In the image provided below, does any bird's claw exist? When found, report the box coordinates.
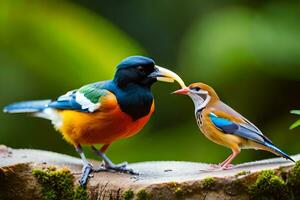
[79,163,94,187]
[208,163,234,170]
[119,161,129,167]
[210,164,221,169]
[221,164,235,170]
[102,162,128,169]
[95,162,138,175]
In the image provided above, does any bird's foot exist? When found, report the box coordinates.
[79,163,94,187]
[95,161,138,175]
[210,164,221,169]
[199,164,220,172]
[208,163,234,170]
[220,164,235,170]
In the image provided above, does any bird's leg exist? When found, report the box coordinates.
[76,145,94,187]
[219,153,234,167]
[221,150,240,169]
[95,144,127,168]
[91,145,137,175]
[100,144,110,153]
[209,154,233,169]
[99,144,130,167]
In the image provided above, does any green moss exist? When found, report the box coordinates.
[168,182,178,188]
[136,189,151,200]
[201,177,215,189]
[174,187,183,197]
[74,186,88,200]
[249,170,290,200]
[32,167,87,200]
[235,170,250,177]
[123,189,134,200]
[287,161,300,197]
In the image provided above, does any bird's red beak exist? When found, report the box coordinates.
[172,87,190,95]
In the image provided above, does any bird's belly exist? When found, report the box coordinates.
[58,107,153,145]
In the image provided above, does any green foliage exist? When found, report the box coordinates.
[291,110,300,115]
[249,170,290,200]
[0,0,142,85]
[290,110,300,129]
[123,189,134,200]
[290,120,300,130]
[32,167,87,200]
[180,2,300,82]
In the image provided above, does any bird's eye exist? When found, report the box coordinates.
[137,66,144,72]
[193,87,201,91]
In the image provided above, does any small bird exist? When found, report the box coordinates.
[173,82,294,169]
[3,56,185,186]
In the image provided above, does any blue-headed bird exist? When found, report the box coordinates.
[173,82,294,169]
[3,56,185,186]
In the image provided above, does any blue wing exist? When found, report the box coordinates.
[48,90,82,111]
[209,113,267,144]
[209,112,294,162]
[48,81,110,112]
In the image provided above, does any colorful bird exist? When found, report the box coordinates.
[3,55,185,186]
[173,82,294,169]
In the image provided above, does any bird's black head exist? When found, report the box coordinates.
[110,55,185,120]
[114,56,157,88]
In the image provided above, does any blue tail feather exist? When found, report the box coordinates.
[3,100,51,113]
[264,142,295,163]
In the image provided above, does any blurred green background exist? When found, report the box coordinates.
[1,0,300,165]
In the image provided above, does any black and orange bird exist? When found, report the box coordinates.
[3,56,185,186]
[173,83,294,169]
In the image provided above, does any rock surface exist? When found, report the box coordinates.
[0,145,299,200]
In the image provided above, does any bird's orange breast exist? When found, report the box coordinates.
[58,92,154,146]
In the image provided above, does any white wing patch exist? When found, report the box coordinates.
[33,108,62,129]
[58,90,75,101]
[75,91,100,112]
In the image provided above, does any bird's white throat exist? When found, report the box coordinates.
[188,94,211,114]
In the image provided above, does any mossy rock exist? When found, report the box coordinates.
[249,170,290,200]
[74,186,88,200]
[32,166,87,200]
[136,189,151,200]
[201,177,216,190]
[123,189,134,200]
[235,170,251,177]
[287,161,300,199]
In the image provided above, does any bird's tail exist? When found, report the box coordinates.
[4,100,62,128]
[3,100,51,113]
[265,142,295,163]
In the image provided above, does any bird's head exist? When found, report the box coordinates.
[114,56,185,88]
[172,82,219,111]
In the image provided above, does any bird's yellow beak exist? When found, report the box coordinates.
[172,87,190,95]
[148,65,186,88]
